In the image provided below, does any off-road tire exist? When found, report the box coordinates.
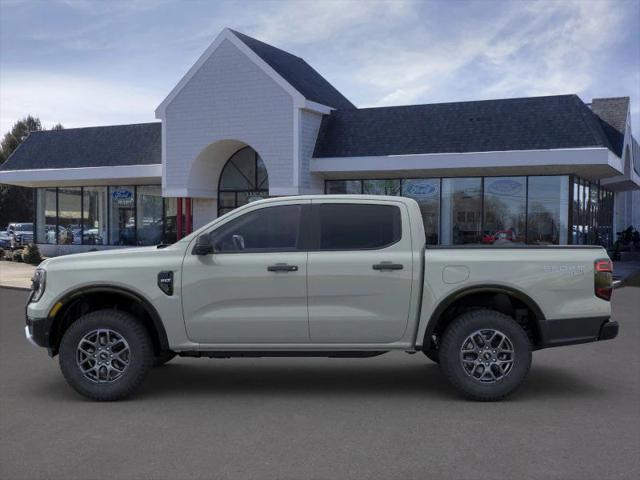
[59,309,153,401]
[439,309,531,401]
[153,351,176,367]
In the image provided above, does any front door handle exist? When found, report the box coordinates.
[267,263,299,272]
[372,261,403,271]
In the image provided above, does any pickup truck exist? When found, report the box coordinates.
[25,195,618,401]
[7,222,34,249]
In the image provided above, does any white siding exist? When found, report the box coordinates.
[163,39,294,196]
[299,109,324,193]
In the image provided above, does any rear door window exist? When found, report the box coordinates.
[315,203,402,250]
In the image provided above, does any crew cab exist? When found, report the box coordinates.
[25,195,618,401]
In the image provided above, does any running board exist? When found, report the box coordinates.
[178,351,389,359]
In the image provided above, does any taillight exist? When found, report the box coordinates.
[594,258,613,301]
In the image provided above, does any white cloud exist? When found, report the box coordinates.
[0,72,161,133]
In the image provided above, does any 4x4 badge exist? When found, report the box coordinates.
[157,271,174,296]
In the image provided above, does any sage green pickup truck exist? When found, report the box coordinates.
[25,195,618,401]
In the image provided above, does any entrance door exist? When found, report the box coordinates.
[307,199,414,343]
[181,201,310,344]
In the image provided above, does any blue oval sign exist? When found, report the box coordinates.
[488,179,522,196]
[404,181,439,199]
[112,189,133,201]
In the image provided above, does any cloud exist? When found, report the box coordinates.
[0,72,161,133]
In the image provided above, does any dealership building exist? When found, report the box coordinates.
[1,28,638,256]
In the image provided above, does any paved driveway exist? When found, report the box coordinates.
[1,287,638,480]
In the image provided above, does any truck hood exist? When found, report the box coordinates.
[40,244,185,271]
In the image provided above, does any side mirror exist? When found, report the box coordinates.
[192,233,214,255]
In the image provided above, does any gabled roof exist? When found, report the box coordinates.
[230,30,355,110]
[313,94,615,158]
[0,123,161,171]
[156,28,355,116]
[590,97,629,157]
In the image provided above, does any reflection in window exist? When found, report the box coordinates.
[402,179,440,244]
[137,186,163,245]
[362,179,401,196]
[35,188,57,244]
[483,177,526,244]
[211,205,302,252]
[57,188,82,245]
[163,198,177,244]
[83,187,107,245]
[527,176,569,245]
[109,186,136,245]
[325,180,362,194]
[441,178,482,245]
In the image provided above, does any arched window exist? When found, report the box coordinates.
[217,146,269,216]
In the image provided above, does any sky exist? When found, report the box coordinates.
[1,0,639,135]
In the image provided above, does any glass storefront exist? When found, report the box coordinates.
[35,186,176,246]
[441,178,482,245]
[217,147,269,216]
[325,175,612,246]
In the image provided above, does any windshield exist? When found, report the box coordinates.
[13,224,33,232]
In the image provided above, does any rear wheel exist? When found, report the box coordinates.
[59,309,153,401]
[439,309,531,401]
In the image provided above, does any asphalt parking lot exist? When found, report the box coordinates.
[1,287,639,480]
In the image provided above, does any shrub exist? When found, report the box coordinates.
[0,247,4,260]
[22,243,43,265]
[13,251,24,262]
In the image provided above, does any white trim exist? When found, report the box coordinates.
[303,100,334,114]
[293,107,300,187]
[311,147,622,175]
[155,28,305,118]
[0,164,161,187]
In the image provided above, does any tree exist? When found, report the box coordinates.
[0,116,62,229]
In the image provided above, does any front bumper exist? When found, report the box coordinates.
[25,315,54,349]
[539,316,619,348]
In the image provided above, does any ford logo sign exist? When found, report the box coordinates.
[403,182,438,199]
[112,189,133,200]
[488,179,522,196]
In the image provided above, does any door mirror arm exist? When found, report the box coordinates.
[192,233,214,255]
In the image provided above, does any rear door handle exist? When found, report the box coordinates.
[267,263,299,272]
[372,262,404,271]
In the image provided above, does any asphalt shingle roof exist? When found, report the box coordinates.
[313,94,616,158]
[0,122,161,171]
[230,29,355,110]
[590,97,629,157]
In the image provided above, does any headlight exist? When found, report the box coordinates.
[30,268,46,302]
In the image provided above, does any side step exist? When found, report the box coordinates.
[178,351,389,359]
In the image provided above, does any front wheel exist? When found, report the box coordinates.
[59,309,153,401]
[439,309,531,401]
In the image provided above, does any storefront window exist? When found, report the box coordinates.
[136,186,163,245]
[402,179,440,244]
[163,197,177,244]
[35,188,57,244]
[217,147,269,215]
[325,180,362,194]
[362,179,401,196]
[527,176,569,245]
[109,186,136,245]
[83,187,107,245]
[57,188,82,245]
[483,177,526,245]
[441,178,482,245]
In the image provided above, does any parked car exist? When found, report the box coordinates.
[0,230,11,248]
[6,222,34,249]
[25,195,617,401]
